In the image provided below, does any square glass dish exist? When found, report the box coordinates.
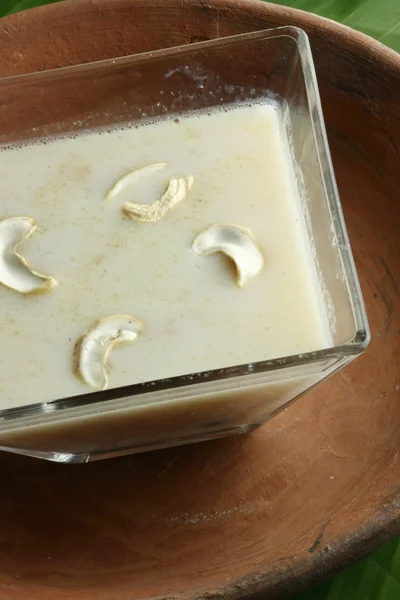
[0,27,369,463]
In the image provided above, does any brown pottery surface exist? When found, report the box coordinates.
[0,1,399,599]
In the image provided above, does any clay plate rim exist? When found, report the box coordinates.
[2,0,400,74]
[0,1,399,598]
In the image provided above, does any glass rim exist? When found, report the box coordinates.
[0,26,327,85]
[0,26,370,425]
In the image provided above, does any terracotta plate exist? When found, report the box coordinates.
[0,1,399,599]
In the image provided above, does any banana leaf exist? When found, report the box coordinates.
[0,0,58,15]
[273,0,400,51]
[0,1,399,600]
[292,535,400,600]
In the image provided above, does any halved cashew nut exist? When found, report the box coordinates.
[192,224,264,287]
[74,315,143,391]
[105,162,194,222]
[105,163,167,201]
[123,176,194,222]
[0,216,58,295]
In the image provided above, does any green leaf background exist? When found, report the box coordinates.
[0,1,399,599]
